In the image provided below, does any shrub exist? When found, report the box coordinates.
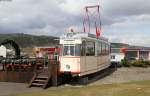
[121,59,150,68]
[143,61,150,66]
[132,60,148,68]
[121,58,131,67]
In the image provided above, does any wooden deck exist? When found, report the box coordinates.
[0,58,59,89]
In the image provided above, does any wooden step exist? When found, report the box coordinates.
[36,76,48,79]
[38,73,49,76]
[34,79,46,82]
[28,74,37,88]
[28,62,59,89]
[32,83,44,86]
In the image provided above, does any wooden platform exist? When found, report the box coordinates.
[0,58,59,88]
[0,71,34,83]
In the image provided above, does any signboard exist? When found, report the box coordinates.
[60,39,82,44]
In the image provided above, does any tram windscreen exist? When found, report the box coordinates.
[63,44,80,56]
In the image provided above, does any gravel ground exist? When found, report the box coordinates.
[90,67,150,85]
[1,67,150,95]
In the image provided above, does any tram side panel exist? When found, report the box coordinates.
[97,41,111,71]
[79,42,111,76]
[80,56,86,76]
[80,40,98,76]
[83,56,98,76]
[79,55,110,76]
[97,55,111,71]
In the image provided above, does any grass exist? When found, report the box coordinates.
[11,80,150,96]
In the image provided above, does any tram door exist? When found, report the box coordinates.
[81,40,86,72]
[97,41,100,67]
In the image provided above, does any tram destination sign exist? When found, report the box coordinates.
[60,39,82,44]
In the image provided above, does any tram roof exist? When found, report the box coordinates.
[60,32,108,41]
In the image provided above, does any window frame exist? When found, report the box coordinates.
[85,41,95,56]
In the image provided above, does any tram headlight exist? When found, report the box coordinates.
[66,64,70,69]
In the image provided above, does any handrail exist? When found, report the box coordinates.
[0,58,52,72]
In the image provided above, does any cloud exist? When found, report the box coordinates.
[103,17,150,47]
[102,0,150,17]
[0,0,150,46]
[0,0,87,36]
[59,0,99,15]
[105,31,150,47]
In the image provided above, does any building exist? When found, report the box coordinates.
[0,45,7,57]
[111,46,150,62]
[124,47,150,61]
[34,46,60,60]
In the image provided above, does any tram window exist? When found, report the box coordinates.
[97,42,102,56]
[75,45,81,56]
[102,42,106,55]
[108,44,110,54]
[63,46,69,56]
[63,45,81,56]
[81,41,86,56]
[63,45,75,56]
[86,41,95,56]
[106,44,109,54]
[105,44,107,54]
[70,46,74,56]
[101,43,102,53]
[105,43,106,54]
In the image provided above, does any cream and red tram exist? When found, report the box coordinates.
[59,32,111,77]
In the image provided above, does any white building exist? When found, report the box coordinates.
[0,45,7,57]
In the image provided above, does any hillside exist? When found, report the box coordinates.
[0,33,59,48]
[0,34,148,49]
[111,43,150,49]
[110,43,129,48]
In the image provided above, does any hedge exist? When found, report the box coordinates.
[121,59,150,68]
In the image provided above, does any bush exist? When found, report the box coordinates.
[121,59,150,68]
[143,61,150,66]
[132,60,148,68]
[121,58,131,67]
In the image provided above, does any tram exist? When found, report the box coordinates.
[59,32,111,77]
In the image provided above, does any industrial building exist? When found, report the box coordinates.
[111,46,150,64]
[125,47,150,60]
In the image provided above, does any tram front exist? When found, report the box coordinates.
[59,38,82,75]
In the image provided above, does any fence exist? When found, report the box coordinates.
[0,58,57,83]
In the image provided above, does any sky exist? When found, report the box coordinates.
[0,0,150,46]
